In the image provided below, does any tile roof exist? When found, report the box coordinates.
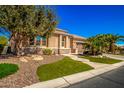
[55,28,86,40]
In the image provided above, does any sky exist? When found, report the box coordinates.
[54,5,124,44]
[0,5,124,45]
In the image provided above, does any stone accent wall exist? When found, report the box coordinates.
[59,49,71,54]
[23,47,71,55]
[23,47,43,55]
[52,49,59,54]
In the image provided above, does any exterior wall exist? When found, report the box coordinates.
[76,43,84,53]
[71,38,85,54]
[48,34,59,48]
[72,39,77,49]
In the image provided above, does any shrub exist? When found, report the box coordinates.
[0,36,8,46]
[0,36,8,54]
[43,48,52,55]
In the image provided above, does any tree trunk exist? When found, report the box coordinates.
[9,34,16,54]
[9,33,24,56]
[9,32,32,56]
[111,43,115,54]
[46,37,49,47]
[109,42,115,54]
[91,46,95,56]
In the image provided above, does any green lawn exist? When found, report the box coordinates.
[0,63,19,79]
[37,57,93,81]
[80,56,122,64]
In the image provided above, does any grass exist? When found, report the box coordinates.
[37,57,93,81]
[0,63,19,79]
[80,56,122,64]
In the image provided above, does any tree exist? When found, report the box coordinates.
[85,34,124,55]
[85,36,99,55]
[104,34,124,54]
[0,5,57,56]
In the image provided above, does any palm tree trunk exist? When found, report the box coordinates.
[111,43,115,54]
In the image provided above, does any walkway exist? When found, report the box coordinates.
[62,54,110,69]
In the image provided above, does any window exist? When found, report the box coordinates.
[42,37,46,46]
[36,36,41,46]
[30,36,46,46]
[62,36,66,47]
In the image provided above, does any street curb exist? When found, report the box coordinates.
[25,77,70,88]
[24,61,124,88]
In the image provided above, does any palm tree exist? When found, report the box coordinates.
[85,34,124,55]
[86,36,100,55]
[104,34,124,54]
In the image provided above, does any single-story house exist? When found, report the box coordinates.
[119,46,124,54]
[20,28,86,54]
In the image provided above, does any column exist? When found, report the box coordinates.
[59,35,62,49]
[66,36,69,48]
[40,37,42,46]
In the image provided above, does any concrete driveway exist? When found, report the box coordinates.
[67,66,124,88]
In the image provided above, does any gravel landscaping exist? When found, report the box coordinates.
[0,55,64,88]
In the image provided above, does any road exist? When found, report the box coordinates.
[67,66,124,88]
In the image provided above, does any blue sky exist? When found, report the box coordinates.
[54,5,124,44]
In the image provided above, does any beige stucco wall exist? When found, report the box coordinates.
[72,39,77,49]
[67,37,70,48]
[48,34,59,48]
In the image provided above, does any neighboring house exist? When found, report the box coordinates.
[119,46,124,54]
[24,28,86,54]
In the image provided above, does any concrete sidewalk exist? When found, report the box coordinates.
[24,54,124,88]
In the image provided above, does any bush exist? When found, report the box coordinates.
[0,36,8,54]
[43,48,52,55]
[0,36,8,46]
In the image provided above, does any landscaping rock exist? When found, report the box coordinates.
[19,55,43,62]
[31,55,43,61]
[19,57,28,62]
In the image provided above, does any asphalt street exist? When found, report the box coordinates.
[67,66,124,88]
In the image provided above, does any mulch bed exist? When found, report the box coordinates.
[0,55,64,88]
